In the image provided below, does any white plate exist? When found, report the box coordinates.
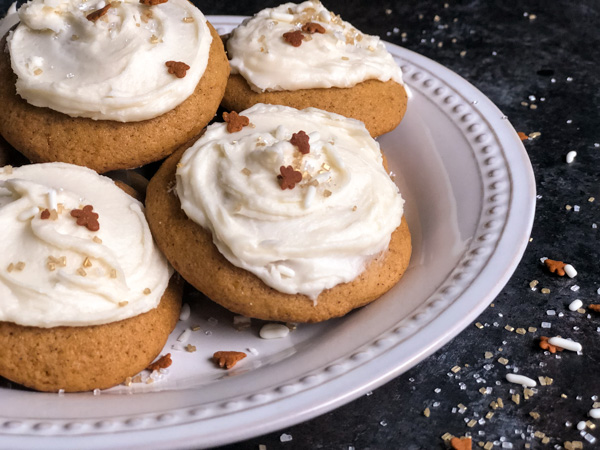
[0,16,535,449]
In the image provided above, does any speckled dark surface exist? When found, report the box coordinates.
[1,0,599,448]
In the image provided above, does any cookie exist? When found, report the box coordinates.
[146,104,411,323]
[0,0,229,173]
[222,1,408,137]
[0,276,182,392]
[0,163,177,391]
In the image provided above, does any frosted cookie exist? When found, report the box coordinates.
[0,163,180,392]
[222,1,408,137]
[0,0,229,173]
[146,104,411,323]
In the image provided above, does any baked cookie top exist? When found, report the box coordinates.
[176,104,405,300]
[7,0,211,121]
[0,163,171,328]
[226,1,404,92]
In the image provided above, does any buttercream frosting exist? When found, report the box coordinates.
[176,104,404,300]
[226,1,404,92]
[7,0,211,121]
[0,163,171,328]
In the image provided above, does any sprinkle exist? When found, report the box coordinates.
[110,269,117,278]
[571,285,580,292]
[150,34,160,44]
[177,329,191,343]
[451,365,461,373]
[541,322,551,328]
[530,412,540,420]
[484,352,493,359]
[185,344,196,352]
[467,419,477,428]
[77,268,87,277]
[475,322,484,329]
[566,151,577,163]
[82,257,92,268]
[423,408,430,417]
[93,236,103,244]
[6,263,14,273]
[569,299,584,311]
[529,280,539,289]
[497,398,504,408]
[241,168,251,176]
[4,165,13,174]
[182,16,194,23]
[485,411,494,419]
[118,301,128,307]
[260,323,290,339]
[498,357,509,365]
[540,288,551,294]
[15,261,25,271]
[590,409,600,419]
[280,433,293,443]
[504,325,514,332]
[33,68,43,76]
[529,131,542,139]
[516,328,527,335]
[506,374,536,387]
[179,303,191,321]
[233,315,252,330]
[511,394,521,404]
[143,288,151,295]
[528,327,537,332]
[577,421,587,431]
[564,264,577,278]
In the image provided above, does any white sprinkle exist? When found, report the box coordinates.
[18,206,41,221]
[280,433,293,442]
[578,421,587,430]
[246,347,259,355]
[548,337,582,352]
[566,151,577,163]
[260,323,290,339]
[564,264,577,278]
[303,185,317,209]
[569,299,583,311]
[47,189,58,211]
[233,315,251,328]
[277,265,295,278]
[589,409,600,419]
[179,303,191,321]
[571,285,580,292]
[171,343,185,352]
[546,310,556,316]
[177,328,191,343]
[57,389,65,396]
[506,373,537,387]
[93,388,101,396]
[541,322,552,329]
[574,205,580,212]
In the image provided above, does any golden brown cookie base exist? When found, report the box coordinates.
[221,74,408,138]
[0,23,229,173]
[146,147,411,323]
[0,276,182,392]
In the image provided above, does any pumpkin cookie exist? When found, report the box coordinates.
[222,1,408,137]
[146,104,411,323]
[0,163,179,391]
[0,0,229,173]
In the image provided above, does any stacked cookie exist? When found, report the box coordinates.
[0,0,411,392]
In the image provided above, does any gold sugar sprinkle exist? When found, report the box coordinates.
[562,394,568,399]
[586,420,596,430]
[529,279,539,289]
[50,210,58,220]
[182,16,194,23]
[457,403,467,411]
[143,288,151,295]
[132,375,142,383]
[110,269,117,278]
[565,205,572,211]
[15,262,25,271]
[145,378,154,384]
[593,401,600,408]
[485,411,494,419]
[542,437,550,444]
[528,327,538,332]
[341,56,349,60]
[124,377,132,386]
[423,407,430,417]
[498,357,508,365]
[512,393,520,405]
[47,262,56,271]
[441,432,454,441]
[534,431,545,439]
[479,387,488,395]
[7,263,14,273]
[150,34,160,44]
[529,131,541,139]
[93,236,103,244]
[497,397,504,408]
[4,165,13,174]
[504,325,514,332]
[57,203,64,214]
[77,268,87,277]
[83,257,92,268]
[323,190,332,198]
[541,287,551,294]
[352,205,357,211]
[451,365,461,373]
[185,344,196,352]
[475,322,484,329]
[577,308,586,314]
[34,68,43,76]
[191,325,201,331]
[516,328,527,335]
[118,301,128,307]
[467,419,477,428]
[524,388,535,399]
[241,168,252,176]
[589,197,595,202]
[483,442,493,450]
[529,411,540,420]
[490,401,498,409]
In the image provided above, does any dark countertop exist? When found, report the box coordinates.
[1,0,599,448]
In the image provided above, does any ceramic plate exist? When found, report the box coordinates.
[0,16,535,449]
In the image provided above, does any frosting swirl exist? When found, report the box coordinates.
[176,104,404,299]
[227,1,403,92]
[7,0,211,121]
[0,163,171,327]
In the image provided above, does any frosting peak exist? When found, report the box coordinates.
[7,0,212,121]
[0,163,171,327]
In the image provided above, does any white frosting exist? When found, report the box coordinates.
[7,0,211,121]
[176,104,404,300]
[226,1,403,92]
[0,163,171,328]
